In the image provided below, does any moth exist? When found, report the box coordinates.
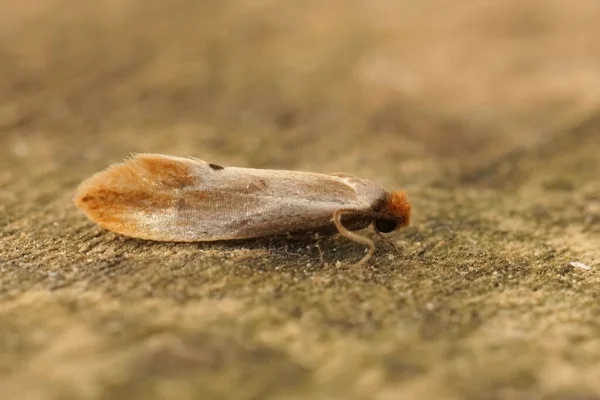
[74,153,411,264]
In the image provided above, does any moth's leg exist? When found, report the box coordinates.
[374,229,401,256]
[332,209,375,266]
[311,233,325,263]
[282,242,302,257]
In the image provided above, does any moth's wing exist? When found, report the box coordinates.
[74,153,386,241]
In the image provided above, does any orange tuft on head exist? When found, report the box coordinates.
[381,191,411,226]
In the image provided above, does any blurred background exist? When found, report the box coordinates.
[3,0,600,180]
[2,1,600,399]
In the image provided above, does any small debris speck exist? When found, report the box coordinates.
[569,261,591,270]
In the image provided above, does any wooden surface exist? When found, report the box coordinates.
[1,1,600,399]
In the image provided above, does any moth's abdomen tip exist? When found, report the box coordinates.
[384,191,411,226]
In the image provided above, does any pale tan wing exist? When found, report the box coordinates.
[74,153,386,241]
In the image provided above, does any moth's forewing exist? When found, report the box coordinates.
[75,154,386,241]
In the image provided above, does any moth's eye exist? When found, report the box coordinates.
[375,219,397,233]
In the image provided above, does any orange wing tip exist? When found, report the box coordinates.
[74,154,195,210]
[74,158,137,210]
[383,191,411,226]
[73,155,158,227]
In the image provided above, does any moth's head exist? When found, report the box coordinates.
[373,191,411,233]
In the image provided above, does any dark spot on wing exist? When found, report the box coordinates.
[208,163,224,171]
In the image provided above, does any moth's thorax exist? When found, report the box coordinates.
[329,173,387,208]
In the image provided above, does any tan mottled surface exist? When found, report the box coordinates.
[1,1,599,399]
